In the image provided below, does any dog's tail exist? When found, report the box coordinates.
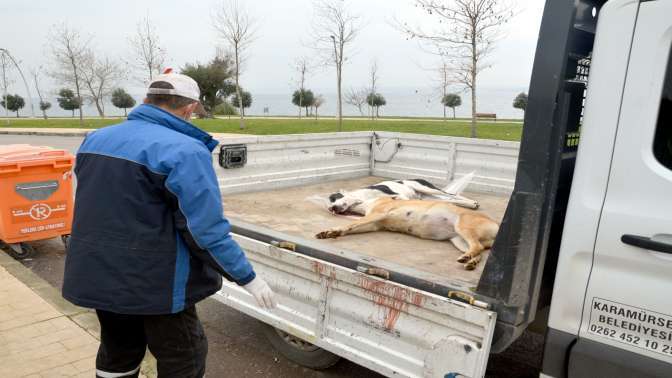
[442,171,475,195]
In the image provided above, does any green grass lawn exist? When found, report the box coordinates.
[0,117,522,141]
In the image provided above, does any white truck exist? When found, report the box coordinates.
[211,0,672,376]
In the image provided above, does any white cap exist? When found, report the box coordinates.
[146,68,200,102]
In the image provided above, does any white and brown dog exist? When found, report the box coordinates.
[327,178,479,216]
[316,197,498,270]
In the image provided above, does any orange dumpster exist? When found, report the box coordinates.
[0,144,74,259]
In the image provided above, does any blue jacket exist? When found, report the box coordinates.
[62,104,256,314]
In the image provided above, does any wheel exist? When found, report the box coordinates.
[61,235,71,251]
[262,324,341,370]
[4,243,36,260]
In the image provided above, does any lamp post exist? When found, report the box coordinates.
[0,53,8,124]
[0,48,36,122]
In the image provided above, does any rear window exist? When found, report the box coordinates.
[653,46,672,169]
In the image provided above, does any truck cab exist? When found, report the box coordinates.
[539,0,672,376]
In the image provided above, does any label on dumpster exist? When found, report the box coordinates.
[11,202,67,223]
[19,222,66,234]
[588,298,672,357]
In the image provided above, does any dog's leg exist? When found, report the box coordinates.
[449,236,470,253]
[482,239,495,249]
[454,219,485,270]
[315,214,386,239]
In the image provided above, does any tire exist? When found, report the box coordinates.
[262,324,341,370]
[5,243,36,260]
[61,235,71,252]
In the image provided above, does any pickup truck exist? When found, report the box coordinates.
[212,0,672,376]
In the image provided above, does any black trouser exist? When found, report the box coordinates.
[95,306,207,378]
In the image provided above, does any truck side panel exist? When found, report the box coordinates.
[215,234,497,378]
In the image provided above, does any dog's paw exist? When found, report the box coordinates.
[456,253,471,263]
[316,230,341,239]
[463,256,482,271]
[464,261,477,270]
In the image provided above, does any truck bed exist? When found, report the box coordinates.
[224,176,509,287]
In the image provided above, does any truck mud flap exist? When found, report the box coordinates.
[215,234,497,378]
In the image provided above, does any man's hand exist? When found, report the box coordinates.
[243,277,277,309]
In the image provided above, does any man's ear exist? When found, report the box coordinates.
[180,103,197,120]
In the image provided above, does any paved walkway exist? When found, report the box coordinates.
[0,251,157,378]
[0,265,98,377]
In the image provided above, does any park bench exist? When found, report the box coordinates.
[475,113,497,122]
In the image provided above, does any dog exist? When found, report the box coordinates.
[316,197,498,270]
[327,178,478,216]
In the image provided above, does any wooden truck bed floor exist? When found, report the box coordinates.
[224,177,509,287]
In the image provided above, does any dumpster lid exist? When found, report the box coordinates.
[0,144,73,166]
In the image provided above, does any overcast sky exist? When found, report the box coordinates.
[0,0,544,97]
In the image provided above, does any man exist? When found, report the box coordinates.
[62,70,276,378]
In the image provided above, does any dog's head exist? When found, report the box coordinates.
[328,191,364,215]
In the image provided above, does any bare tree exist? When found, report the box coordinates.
[293,57,311,119]
[80,53,126,117]
[313,95,325,119]
[367,60,379,120]
[48,24,90,126]
[129,16,165,84]
[344,87,367,116]
[311,0,360,131]
[31,67,49,119]
[436,61,451,120]
[213,0,256,130]
[398,0,514,137]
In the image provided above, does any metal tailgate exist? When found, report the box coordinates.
[215,234,497,378]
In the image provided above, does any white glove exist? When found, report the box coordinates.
[243,277,277,309]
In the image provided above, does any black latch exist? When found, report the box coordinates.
[219,144,247,169]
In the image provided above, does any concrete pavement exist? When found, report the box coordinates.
[0,252,98,377]
[0,250,157,378]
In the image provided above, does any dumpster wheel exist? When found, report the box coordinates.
[1,242,36,260]
[262,323,341,370]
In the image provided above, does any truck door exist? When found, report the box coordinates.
[574,1,672,375]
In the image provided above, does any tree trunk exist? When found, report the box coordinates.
[443,106,446,121]
[315,107,318,120]
[234,47,245,130]
[335,35,343,132]
[15,111,19,118]
[94,98,105,118]
[71,109,75,118]
[42,110,47,120]
[71,59,84,127]
[124,108,127,117]
[470,84,477,138]
[376,106,379,118]
[336,67,342,131]
[298,94,303,119]
[470,33,477,138]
